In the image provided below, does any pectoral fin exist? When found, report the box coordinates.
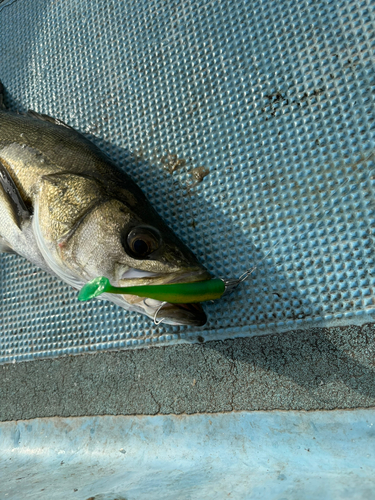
[0,157,30,228]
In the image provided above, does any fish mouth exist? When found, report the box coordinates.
[143,299,207,326]
[143,298,207,326]
[119,267,212,286]
[118,267,211,326]
[159,303,207,326]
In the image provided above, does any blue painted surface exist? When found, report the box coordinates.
[1,0,375,362]
[0,410,374,499]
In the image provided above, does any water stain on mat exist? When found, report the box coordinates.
[160,152,187,173]
[191,166,210,183]
[262,87,326,118]
[157,150,210,186]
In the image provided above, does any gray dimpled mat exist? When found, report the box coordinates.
[1,0,375,363]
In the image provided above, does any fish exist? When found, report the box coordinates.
[0,81,211,326]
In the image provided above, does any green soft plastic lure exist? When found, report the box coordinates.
[78,276,227,304]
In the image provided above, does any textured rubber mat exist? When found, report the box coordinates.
[1,0,375,363]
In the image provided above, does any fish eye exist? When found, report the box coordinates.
[124,226,161,259]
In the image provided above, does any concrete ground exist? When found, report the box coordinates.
[1,323,375,421]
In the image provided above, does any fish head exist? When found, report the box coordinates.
[40,182,212,326]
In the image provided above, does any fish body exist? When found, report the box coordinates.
[0,84,210,325]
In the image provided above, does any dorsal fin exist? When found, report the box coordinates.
[27,109,74,130]
[0,80,6,110]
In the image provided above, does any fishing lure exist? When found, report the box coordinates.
[78,276,227,304]
[78,275,243,323]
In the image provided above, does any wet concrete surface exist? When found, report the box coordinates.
[1,324,375,421]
